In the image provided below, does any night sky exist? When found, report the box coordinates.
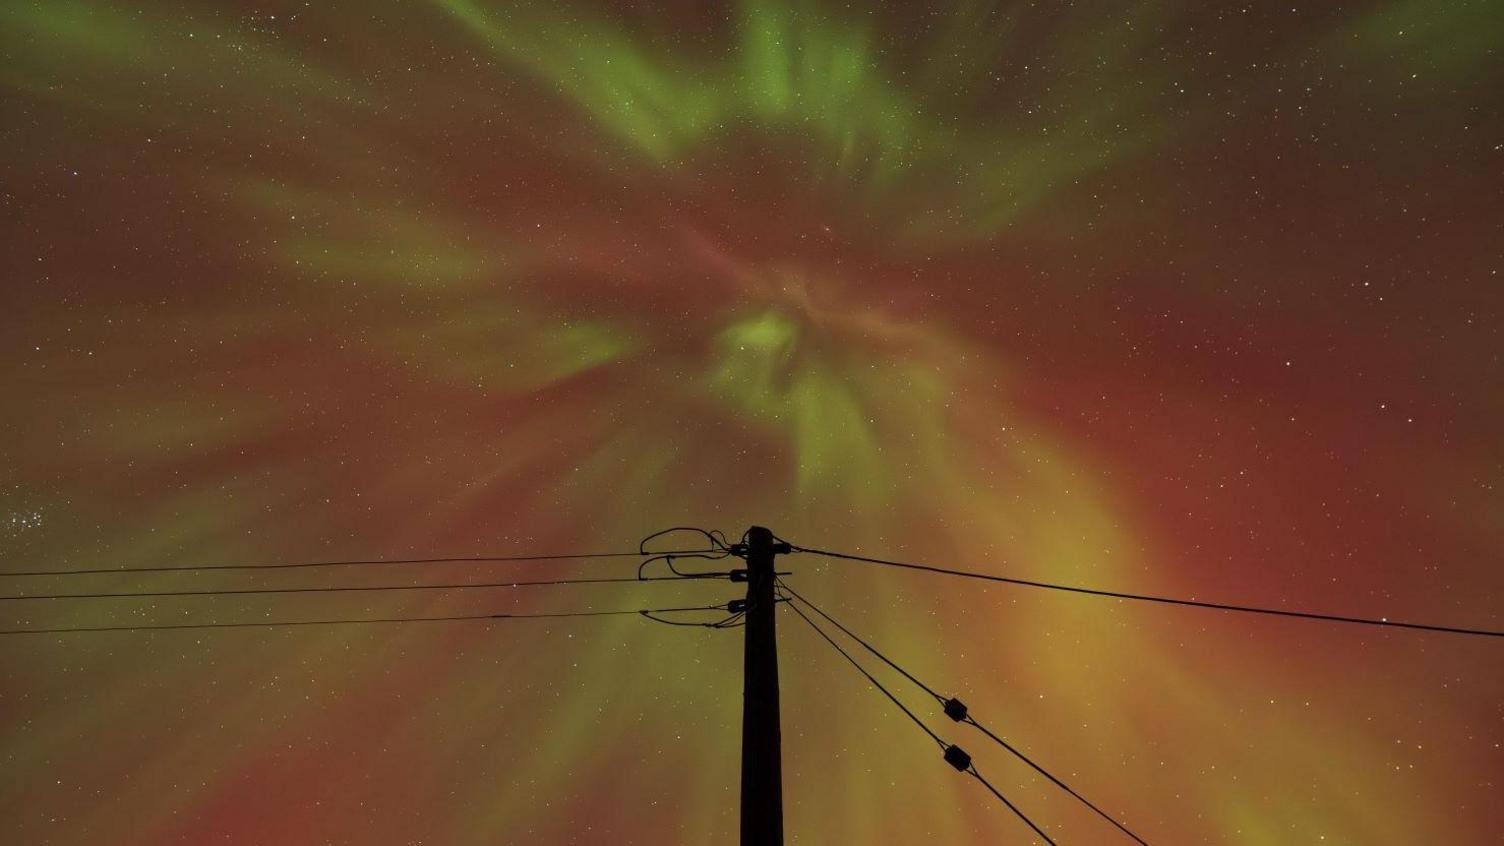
[3,1,1502,843]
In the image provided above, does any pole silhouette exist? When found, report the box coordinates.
[739,526,787,846]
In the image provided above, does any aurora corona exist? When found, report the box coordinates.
[2,2,1501,844]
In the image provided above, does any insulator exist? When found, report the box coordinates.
[943,744,972,772]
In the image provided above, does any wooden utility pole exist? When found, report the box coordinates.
[739,526,788,846]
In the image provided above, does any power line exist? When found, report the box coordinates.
[0,575,706,603]
[777,580,943,700]
[783,597,944,749]
[782,596,1055,844]
[0,603,733,636]
[790,544,1504,639]
[0,549,722,579]
[641,608,745,628]
[778,580,1149,846]
[962,718,1146,845]
[965,764,1057,846]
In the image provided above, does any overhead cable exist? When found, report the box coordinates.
[782,594,1055,844]
[1,603,734,636]
[789,545,1504,639]
[2,549,722,579]
[0,575,705,603]
[779,580,1148,845]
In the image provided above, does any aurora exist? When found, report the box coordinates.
[2,1,1501,843]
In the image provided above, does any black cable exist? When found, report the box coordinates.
[967,765,1057,846]
[639,527,732,555]
[791,545,1504,639]
[638,528,734,580]
[0,603,732,636]
[779,580,1148,845]
[784,599,1054,842]
[963,717,1146,845]
[2,550,722,579]
[777,580,944,701]
[784,598,946,749]
[639,610,740,628]
[0,575,704,603]
[637,552,733,581]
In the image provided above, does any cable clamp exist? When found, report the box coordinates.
[943,744,972,772]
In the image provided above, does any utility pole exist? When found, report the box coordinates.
[737,526,789,846]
